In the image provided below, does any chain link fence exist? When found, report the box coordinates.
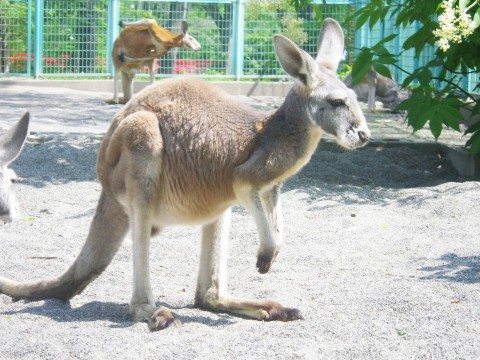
[0,0,355,80]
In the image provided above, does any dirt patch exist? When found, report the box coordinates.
[1,85,479,359]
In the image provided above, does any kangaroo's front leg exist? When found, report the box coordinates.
[121,71,134,104]
[195,209,302,321]
[147,59,155,84]
[235,185,282,274]
[129,207,176,331]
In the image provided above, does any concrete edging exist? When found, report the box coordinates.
[0,78,294,97]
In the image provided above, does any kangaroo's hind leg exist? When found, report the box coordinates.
[194,209,303,322]
[128,205,176,331]
[111,110,176,331]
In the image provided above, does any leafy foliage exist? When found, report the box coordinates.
[352,0,480,155]
[293,0,480,155]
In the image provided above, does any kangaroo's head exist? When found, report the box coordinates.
[274,18,370,149]
[0,112,30,223]
[179,21,201,52]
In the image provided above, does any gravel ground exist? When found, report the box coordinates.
[1,84,480,359]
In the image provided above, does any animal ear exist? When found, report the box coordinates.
[316,18,345,74]
[181,21,188,35]
[273,34,319,90]
[0,112,30,166]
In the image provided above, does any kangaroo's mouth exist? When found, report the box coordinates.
[337,126,371,150]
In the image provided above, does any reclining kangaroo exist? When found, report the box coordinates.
[0,112,30,223]
[344,68,410,112]
[106,19,201,105]
[0,19,370,331]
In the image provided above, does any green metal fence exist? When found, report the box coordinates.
[354,0,479,94]
[1,0,478,92]
[0,0,354,80]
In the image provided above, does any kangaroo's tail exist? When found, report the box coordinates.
[0,191,129,301]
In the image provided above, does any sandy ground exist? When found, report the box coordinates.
[1,84,479,359]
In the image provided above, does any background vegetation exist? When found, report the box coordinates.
[0,0,354,77]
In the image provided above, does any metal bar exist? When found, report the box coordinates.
[33,0,43,77]
[107,0,119,77]
[232,0,244,80]
[26,0,32,77]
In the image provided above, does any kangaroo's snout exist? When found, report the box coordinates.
[184,35,201,51]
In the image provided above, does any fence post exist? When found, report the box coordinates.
[107,0,119,77]
[353,0,368,53]
[33,0,43,78]
[26,0,32,77]
[232,0,244,80]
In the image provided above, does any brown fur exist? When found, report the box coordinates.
[0,19,370,331]
[106,19,201,105]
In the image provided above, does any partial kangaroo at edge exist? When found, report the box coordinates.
[0,112,30,223]
[0,19,370,331]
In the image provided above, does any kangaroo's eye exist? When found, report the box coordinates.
[328,98,345,107]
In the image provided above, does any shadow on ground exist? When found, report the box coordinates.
[0,299,236,329]
[418,253,480,284]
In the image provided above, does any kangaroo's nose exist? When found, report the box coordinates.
[358,131,369,143]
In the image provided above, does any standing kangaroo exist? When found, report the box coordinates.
[106,19,201,105]
[0,112,30,223]
[0,19,370,331]
[343,68,410,112]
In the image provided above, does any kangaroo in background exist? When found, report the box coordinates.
[0,19,370,331]
[344,68,411,112]
[0,112,30,223]
[106,19,201,105]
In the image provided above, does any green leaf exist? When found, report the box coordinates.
[474,9,480,27]
[313,4,323,21]
[351,50,373,85]
[459,0,469,12]
[440,106,462,131]
[394,98,417,111]
[465,121,480,135]
[369,9,381,30]
[373,63,392,78]
[429,111,444,139]
[375,33,398,46]
[417,68,433,87]
[466,130,480,155]
[356,11,371,29]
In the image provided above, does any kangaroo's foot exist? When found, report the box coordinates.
[195,294,304,322]
[130,303,181,331]
[105,97,127,105]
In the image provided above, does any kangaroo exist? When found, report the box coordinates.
[106,19,201,105]
[0,19,370,331]
[344,68,410,112]
[0,112,30,223]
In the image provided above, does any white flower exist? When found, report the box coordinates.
[434,0,478,51]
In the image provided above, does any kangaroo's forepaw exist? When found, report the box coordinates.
[148,307,181,332]
[256,249,279,274]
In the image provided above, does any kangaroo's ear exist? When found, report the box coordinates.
[0,112,30,166]
[181,20,188,35]
[274,34,319,91]
[316,18,345,74]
